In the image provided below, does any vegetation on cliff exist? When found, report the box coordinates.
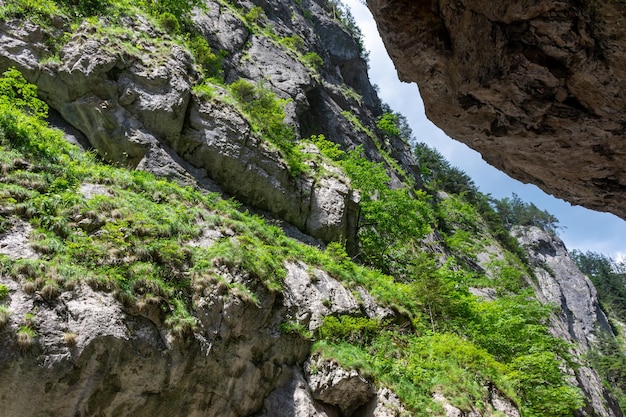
[1,0,622,416]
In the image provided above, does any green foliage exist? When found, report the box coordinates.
[494,193,560,234]
[0,68,48,119]
[510,352,584,416]
[317,140,433,273]
[0,284,8,299]
[414,142,477,197]
[280,320,313,339]
[279,34,304,51]
[58,0,110,17]
[571,250,626,322]
[587,330,626,410]
[229,79,305,176]
[144,0,203,20]
[317,315,382,345]
[315,332,515,415]
[157,11,180,33]
[467,295,559,362]
[188,35,225,79]
[376,112,401,138]
[302,52,324,70]
[0,0,62,23]
[244,6,265,25]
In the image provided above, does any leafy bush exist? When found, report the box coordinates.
[317,315,382,345]
[158,12,180,33]
[58,0,109,17]
[0,68,48,118]
[189,35,224,79]
[279,35,304,51]
[145,0,203,20]
[414,142,478,197]
[303,52,323,70]
[244,6,265,25]
[376,112,401,138]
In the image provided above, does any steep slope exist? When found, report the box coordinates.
[0,1,624,416]
[368,0,626,220]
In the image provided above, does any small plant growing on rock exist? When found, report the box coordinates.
[244,6,265,25]
[0,305,11,328]
[21,280,38,294]
[0,284,8,299]
[16,326,35,350]
[24,312,36,328]
[40,279,60,300]
[158,12,180,34]
[63,331,77,346]
[303,52,324,71]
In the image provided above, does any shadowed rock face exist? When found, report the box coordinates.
[368,0,626,218]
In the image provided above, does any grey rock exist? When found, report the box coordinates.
[0,275,310,417]
[305,355,376,416]
[0,218,38,260]
[256,367,337,417]
[282,261,361,331]
[359,388,409,417]
[192,2,250,56]
[513,226,612,348]
[513,226,619,417]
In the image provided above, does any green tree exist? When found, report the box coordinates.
[493,193,560,234]
[571,250,626,321]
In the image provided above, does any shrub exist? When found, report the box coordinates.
[303,52,323,70]
[244,6,265,25]
[57,0,109,17]
[189,35,224,79]
[376,112,401,138]
[147,0,203,20]
[0,68,48,118]
[158,12,180,33]
[280,35,304,51]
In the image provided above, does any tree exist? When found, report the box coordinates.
[493,193,560,234]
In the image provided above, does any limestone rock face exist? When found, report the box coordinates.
[0,278,310,417]
[368,0,626,219]
[0,4,368,244]
[514,226,621,417]
[305,355,377,416]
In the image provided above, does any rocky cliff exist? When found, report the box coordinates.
[514,226,621,417]
[0,0,624,416]
[368,0,626,220]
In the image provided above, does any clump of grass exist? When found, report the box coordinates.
[16,326,35,350]
[63,331,77,346]
[0,305,11,328]
[40,279,60,300]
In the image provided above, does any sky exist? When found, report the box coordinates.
[344,0,626,261]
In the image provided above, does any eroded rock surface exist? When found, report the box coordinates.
[514,226,621,417]
[369,0,626,219]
